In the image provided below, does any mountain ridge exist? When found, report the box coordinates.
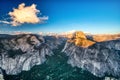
[0,31,120,80]
[62,31,120,78]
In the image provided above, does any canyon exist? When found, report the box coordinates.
[0,31,120,80]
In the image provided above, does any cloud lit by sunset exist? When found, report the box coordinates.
[8,3,48,26]
[0,3,48,26]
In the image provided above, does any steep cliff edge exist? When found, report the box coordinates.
[0,34,53,75]
[62,31,120,78]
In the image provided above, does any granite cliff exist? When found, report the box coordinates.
[0,32,120,80]
[0,34,53,75]
[62,31,120,78]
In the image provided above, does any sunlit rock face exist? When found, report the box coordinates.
[0,34,53,75]
[63,31,120,77]
[92,34,120,42]
[67,31,95,48]
[0,32,120,79]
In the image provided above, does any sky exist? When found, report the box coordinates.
[0,0,120,34]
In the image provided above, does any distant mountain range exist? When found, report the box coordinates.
[0,31,120,80]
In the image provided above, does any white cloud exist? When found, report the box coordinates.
[0,20,10,24]
[0,3,48,26]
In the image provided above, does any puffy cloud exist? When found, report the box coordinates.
[0,3,48,26]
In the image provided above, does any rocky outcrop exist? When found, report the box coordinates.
[0,31,120,79]
[67,31,95,48]
[0,69,4,80]
[104,77,120,80]
[63,31,120,78]
[44,36,66,49]
[0,34,53,75]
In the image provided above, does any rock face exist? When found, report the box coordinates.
[0,32,120,79]
[44,36,66,49]
[0,69,4,80]
[67,31,95,48]
[104,77,120,80]
[0,34,53,75]
[63,31,120,77]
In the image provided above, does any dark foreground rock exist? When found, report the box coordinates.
[0,34,53,75]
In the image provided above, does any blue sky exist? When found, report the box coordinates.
[0,0,120,34]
